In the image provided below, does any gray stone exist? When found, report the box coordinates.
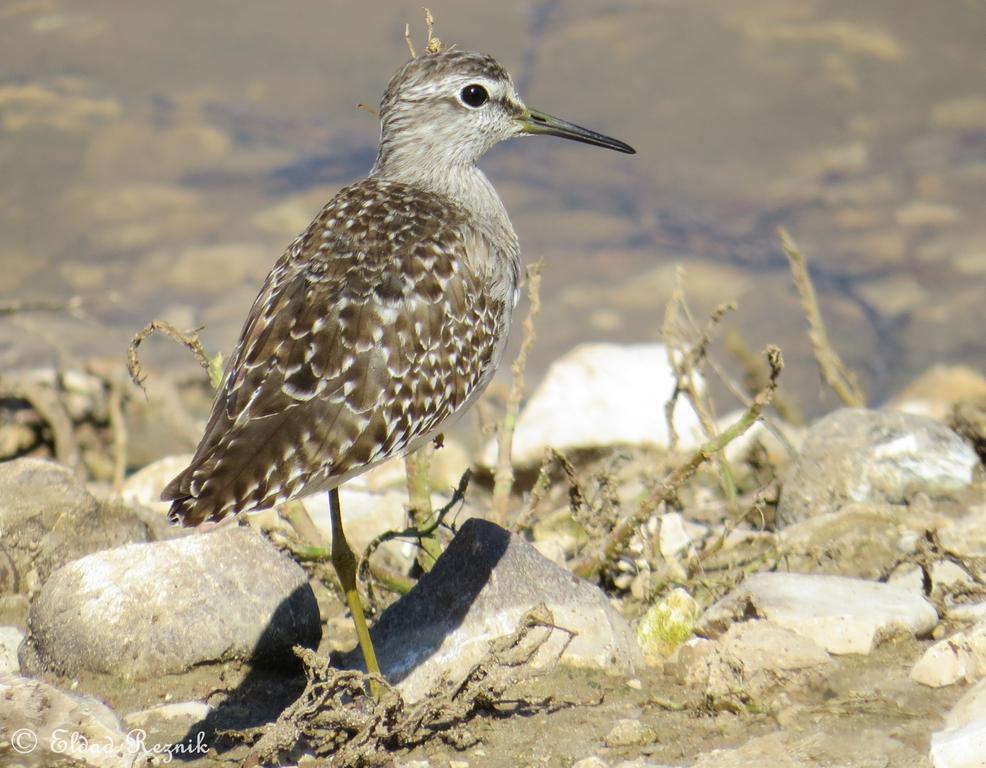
[343,519,643,702]
[700,572,938,655]
[0,674,135,768]
[0,625,23,674]
[718,620,831,674]
[604,718,657,747]
[0,458,156,595]
[25,526,319,678]
[777,408,981,526]
[667,621,830,697]
[939,502,986,558]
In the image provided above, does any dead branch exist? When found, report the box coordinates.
[106,374,127,493]
[424,8,443,54]
[404,443,442,572]
[0,296,84,317]
[492,261,543,525]
[778,227,865,407]
[572,346,784,580]
[404,23,416,58]
[357,469,472,604]
[405,8,444,59]
[241,605,572,767]
[0,376,83,478]
[127,320,223,395]
[662,269,739,505]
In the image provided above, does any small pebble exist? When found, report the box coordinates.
[605,718,657,747]
[573,758,609,768]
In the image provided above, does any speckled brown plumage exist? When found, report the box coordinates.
[163,179,511,524]
[162,48,633,527]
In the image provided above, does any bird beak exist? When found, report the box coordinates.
[519,108,636,154]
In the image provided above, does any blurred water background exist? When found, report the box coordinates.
[1,0,984,415]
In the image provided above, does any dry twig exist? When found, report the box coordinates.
[403,443,442,572]
[572,346,784,580]
[662,269,739,504]
[127,320,224,395]
[105,373,127,493]
[0,376,82,477]
[778,227,865,407]
[240,605,573,767]
[492,261,543,525]
[0,296,84,317]
[405,8,444,59]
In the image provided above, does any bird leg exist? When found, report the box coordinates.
[328,487,382,698]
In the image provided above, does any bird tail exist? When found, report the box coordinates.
[161,467,228,527]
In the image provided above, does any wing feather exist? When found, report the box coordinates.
[163,179,507,525]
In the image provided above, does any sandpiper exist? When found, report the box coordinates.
[163,48,634,687]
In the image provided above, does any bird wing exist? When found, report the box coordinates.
[163,180,508,525]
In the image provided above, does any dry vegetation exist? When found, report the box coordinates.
[1,14,985,765]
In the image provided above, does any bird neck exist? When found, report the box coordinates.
[371,151,519,260]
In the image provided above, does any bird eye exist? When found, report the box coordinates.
[460,84,489,108]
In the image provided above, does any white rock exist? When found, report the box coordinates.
[947,677,986,730]
[0,626,23,674]
[532,538,568,566]
[613,762,676,768]
[123,700,211,730]
[0,674,136,768]
[0,458,156,593]
[658,512,692,559]
[912,622,986,687]
[572,758,609,768]
[930,719,986,768]
[481,343,702,465]
[303,487,409,554]
[930,680,986,767]
[700,572,938,654]
[120,454,193,515]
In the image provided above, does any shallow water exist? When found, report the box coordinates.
[1,0,984,414]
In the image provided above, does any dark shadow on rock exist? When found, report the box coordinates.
[174,519,511,759]
[335,518,510,685]
[172,583,320,761]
